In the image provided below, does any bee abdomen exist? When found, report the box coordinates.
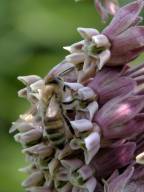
[44,119,63,129]
[44,118,66,149]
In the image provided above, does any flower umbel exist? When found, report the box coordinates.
[10,1,144,192]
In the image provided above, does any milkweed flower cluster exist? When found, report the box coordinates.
[10,1,144,192]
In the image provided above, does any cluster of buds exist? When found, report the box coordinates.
[11,1,144,192]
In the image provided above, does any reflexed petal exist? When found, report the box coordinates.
[78,87,96,100]
[71,119,93,134]
[104,166,134,192]
[14,128,42,145]
[18,75,41,86]
[48,60,78,82]
[92,34,111,48]
[110,27,144,55]
[107,26,144,65]
[89,76,136,105]
[94,95,144,130]
[103,0,144,37]
[97,49,111,70]
[77,27,99,40]
[22,171,44,188]
[78,165,94,180]
[66,53,85,64]
[101,115,144,139]
[61,159,83,172]
[64,40,84,53]
[91,142,136,178]
[83,177,97,192]
[10,120,34,133]
[22,143,54,159]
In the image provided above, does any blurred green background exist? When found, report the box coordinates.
[0,0,143,192]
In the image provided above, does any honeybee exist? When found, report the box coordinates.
[40,75,74,149]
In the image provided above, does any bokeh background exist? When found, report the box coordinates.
[0,0,143,192]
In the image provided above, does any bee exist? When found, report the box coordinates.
[40,75,74,149]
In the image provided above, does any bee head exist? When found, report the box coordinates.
[45,75,62,85]
[42,75,64,104]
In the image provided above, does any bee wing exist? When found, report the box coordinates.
[48,60,78,82]
[45,95,61,121]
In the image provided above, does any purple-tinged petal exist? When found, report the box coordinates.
[97,49,111,70]
[61,159,83,172]
[110,27,144,54]
[70,119,93,134]
[100,115,144,139]
[22,171,44,188]
[128,68,144,79]
[78,87,96,101]
[77,27,99,40]
[135,132,144,155]
[89,76,136,105]
[76,101,98,121]
[107,27,144,65]
[104,166,134,192]
[94,95,144,130]
[105,51,138,66]
[92,34,111,48]
[66,53,85,65]
[134,75,144,85]
[70,131,100,164]
[103,0,144,37]
[55,182,72,192]
[10,119,35,133]
[91,142,136,179]
[77,165,94,181]
[14,128,42,145]
[125,63,144,76]
[131,165,144,180]
[22,143,54,159]
[18,75,41,86]
[88,66,121,87]
[63,40,84,53]
[83,176,97,192]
